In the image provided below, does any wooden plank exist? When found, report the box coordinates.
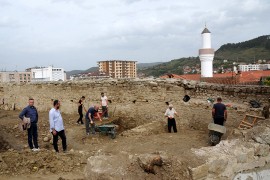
[238,114,263,130]
[252,117,257,124]
[246,114,265,119]
[239,123,252,128]
[240,121,253,126]
[238,126,252,130]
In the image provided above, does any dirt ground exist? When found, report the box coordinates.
[0,109,235,180]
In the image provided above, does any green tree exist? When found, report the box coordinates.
[265,40,270,50]
[263,77,270,86]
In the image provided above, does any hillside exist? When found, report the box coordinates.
[138,57,200,77]
[67,62,163,78]
[83,67,99,73]
[137,62,164,70]
[140,35,270,77]
[66,67,98,79]
[215,35,270,62]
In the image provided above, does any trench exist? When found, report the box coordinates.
[0,136,10,153]
[110,117,138,133]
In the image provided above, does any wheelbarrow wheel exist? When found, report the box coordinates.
[110,130,116,139]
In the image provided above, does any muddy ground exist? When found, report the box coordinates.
[0,109,237,180]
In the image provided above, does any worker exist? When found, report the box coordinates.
[77,96,86,125]
[212,97,227,126]
[164,104,179,133]
[85,105,102,135]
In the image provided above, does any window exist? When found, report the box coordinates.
[9,74,15,79]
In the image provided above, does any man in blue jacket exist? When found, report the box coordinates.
[19,98,39,151]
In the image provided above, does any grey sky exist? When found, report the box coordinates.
[0,0,269,71]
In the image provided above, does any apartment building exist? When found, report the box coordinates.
[30,66,66,82]
[98,60,137,78]
[0,71,31,83]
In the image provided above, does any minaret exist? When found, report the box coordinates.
[199,26,214,77]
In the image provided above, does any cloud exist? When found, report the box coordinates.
[0,17,20,28]
[0,0,10,6]
[0,0,270,71]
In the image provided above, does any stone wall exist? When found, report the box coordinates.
[0,79,269,127]
[190,122,270,179]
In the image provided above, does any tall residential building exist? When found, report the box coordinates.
[30,66,66,82]
[98,60,137,78]
[199,26,215,77]
[0,71,31,83]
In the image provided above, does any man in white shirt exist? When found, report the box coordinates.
[164,104,179,133]
[100,92,109,119]
[49,100,67,153]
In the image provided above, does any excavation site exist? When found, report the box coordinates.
[0,79,270,180]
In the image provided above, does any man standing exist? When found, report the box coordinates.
[49,100,67,153]
[262,98,270,119]
[77,96,86,125]
[164,104,179,133]
[212,97,227,126]
[85,105,102,135]
[100,92,109,119]
[19,98,39,151]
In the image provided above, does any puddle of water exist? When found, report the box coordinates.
[234,169,270,180]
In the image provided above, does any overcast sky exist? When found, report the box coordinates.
[0,0,269,71]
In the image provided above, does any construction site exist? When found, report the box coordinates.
[0,79,270,180]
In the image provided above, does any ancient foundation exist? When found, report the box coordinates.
[0,79,270,179]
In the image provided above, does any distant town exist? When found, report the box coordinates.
[1,28,270,86]
[0,60,138,83]
[1,60,270,84]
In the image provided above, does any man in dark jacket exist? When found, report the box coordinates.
[19,98,39,151]
[212,97,227,126]
[77,96,86,125]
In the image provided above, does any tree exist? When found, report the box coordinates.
[265,40,270,50]
[263,77,270,86]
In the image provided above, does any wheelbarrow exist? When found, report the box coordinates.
[208,122,226,146]
[95,124,116,139]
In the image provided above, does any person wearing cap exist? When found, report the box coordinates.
[164,104,179,133]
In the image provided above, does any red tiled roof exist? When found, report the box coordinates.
[160,70,270,84]
[160,73,201,81]
[239,70,270,82]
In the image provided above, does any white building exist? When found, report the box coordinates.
[238,64,270,72]
[199,26,215,77]
[260,64,270,70]
[30,66,66,82]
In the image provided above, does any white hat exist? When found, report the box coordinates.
[169,104,173,107]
